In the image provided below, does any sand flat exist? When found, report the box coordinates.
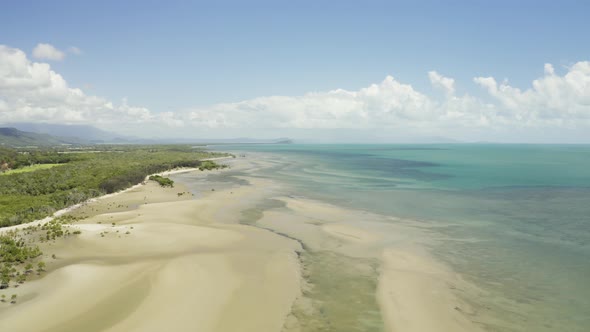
[0,262,155,332]
[104,254,242,332]
[377,248,484,332]
[254,194,482,332]
[1,161,484,332]
[0,170,302,332]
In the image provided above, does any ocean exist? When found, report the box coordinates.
[210,144,590,331]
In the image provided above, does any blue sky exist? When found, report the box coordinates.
[1,0,589,142]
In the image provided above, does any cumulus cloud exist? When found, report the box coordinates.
[186,76,441,130]
[0,45,163,131]
[182,62,590,141]
[428,71,455,95]
[474,61,590,122]
[32,43,65,61]
[184,76,492,131]
[544,63,555,76]
[2,43,590,141]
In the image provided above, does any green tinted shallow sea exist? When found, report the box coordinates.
[214,144,590,331]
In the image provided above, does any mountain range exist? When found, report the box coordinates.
[0,123,293,147]
[0,127,86,147]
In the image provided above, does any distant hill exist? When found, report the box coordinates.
[157,137,294,144]
[4,123,130,143]
[2,123,294,145]
[0,127,85,147]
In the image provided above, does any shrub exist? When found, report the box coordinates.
[148,175,174,187]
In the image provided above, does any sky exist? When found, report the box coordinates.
[0,0,589,143]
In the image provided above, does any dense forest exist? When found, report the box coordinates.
[0,145,230,227]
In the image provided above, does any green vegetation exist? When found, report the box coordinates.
[0,163,62,176]
[0,216,85,290]
[198,160,229,171]
[0,145,230,227]
[0,231,42,265]
[0,144,231,293]
[1,146,73,172]
[149,175,174,187]
[1,230,42,289]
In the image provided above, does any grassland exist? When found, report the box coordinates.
[0,163,63,176]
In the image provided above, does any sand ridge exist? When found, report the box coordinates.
[1,157,484,332]
[0,168,302,332]
[255,195,484,332]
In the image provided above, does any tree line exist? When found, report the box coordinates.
[0,145,230,227]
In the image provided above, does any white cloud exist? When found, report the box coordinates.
[32,43,65,61]
[2,43,590,142]
[184,75,492,132]
[544,63,555,76]
[160,111,185,127]
[474,61,590,122]
[67,46,82,55]
[181,62,590,141]
[0,45,163,132]
[187,75,440,130]
[428,71,455,95]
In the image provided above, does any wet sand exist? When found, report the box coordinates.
[0,158,483,332]
[0,173,301,332]
[257,195,483,332]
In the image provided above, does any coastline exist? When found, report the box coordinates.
[0,156,232,235]
[256,194,483,332]
[0,156,484,332]
[0,168,193,236]
[0,163,302,332]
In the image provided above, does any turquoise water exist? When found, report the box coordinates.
[215,144,590,331]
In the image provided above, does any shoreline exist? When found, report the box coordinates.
[0,168,193,235]
[0,156,233,235]
[0,162,302,331]
[0,156,484,332]
[255,193,483,332]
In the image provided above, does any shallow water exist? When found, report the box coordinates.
[212,144,590,331]
[294,252,383,332]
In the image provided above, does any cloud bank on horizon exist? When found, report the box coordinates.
[1,44,589,142]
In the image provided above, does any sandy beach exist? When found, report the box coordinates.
[256,194,483,332]
[0,158,483,332]
[0,166,301,332]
